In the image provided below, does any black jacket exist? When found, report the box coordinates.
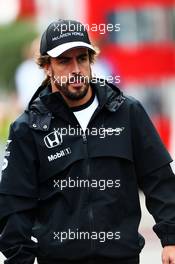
[0,81,175,264]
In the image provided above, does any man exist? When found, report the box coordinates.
[0,19,175,264]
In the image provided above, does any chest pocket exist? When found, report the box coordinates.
[88,126,133,162]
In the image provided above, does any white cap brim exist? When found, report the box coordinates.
[47,41,95,57]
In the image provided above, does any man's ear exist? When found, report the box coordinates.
[44,64,51,77]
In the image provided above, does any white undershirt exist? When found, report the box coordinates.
[73,95,99,132]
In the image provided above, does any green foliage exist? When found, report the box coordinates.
[0,20,38,91]
[0,118,10,143]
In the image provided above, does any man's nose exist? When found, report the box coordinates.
[71,59,81,75]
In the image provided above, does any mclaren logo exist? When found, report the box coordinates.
[105,127,125,135]
[44,129,63,149]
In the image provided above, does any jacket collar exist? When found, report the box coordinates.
[39,80,124,110]
[27,79,125,131]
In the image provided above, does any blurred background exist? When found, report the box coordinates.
[0,0,175,263]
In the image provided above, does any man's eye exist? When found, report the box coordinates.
[59,60,68,64]
[79,56,88,62]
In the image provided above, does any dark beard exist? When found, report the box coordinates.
[52,73,91,100]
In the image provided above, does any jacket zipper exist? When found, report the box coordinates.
[82,132,95,252]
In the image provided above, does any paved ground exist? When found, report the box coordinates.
[0,144,172,263]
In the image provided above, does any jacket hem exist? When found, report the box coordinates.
[37,255,139,264]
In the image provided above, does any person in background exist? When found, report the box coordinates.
[15,38,44,110]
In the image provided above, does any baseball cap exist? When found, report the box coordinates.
[40,19,95,57]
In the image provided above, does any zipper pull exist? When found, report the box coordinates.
[82,133,87,143]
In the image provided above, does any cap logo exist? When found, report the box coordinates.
[52,31,84,42]
[40,19,94,57]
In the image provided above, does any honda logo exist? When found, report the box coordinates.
[44,129,63,148]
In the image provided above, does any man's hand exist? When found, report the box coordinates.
[162,245,175,264]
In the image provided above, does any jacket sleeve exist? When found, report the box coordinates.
[144,165,175,247]
[131,99,175,247]
[0,120,39,263]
